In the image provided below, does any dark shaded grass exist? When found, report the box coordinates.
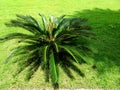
[73,8,120,73]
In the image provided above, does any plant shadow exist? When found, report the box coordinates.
[73,8,120,74]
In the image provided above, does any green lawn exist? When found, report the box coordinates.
[0,0,120,89]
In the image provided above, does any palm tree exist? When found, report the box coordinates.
[0,14,93,89]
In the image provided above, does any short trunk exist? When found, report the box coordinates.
[54,87,59,90]
[54,88,59,90]
[53,83,59,90]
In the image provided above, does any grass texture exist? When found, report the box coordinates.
[0,0,120,89]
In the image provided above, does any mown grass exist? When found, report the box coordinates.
[0,0,120,89]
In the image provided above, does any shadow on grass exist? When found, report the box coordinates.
[73,8,120,73]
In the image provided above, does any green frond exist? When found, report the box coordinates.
[44,46,49,63]
[54,28,64,38]
[59,45,78,63]
[69,47,89,63]
[28,16,44,34]
[5,15,44,35]
[54,42,59,53]
[39,13,48,31]
[18,48,42,71]
[44,64,50,82]
[54,18,71,38]
[4,44,35,63]
[4,49,18,63]
[57,18,71,30]
[49,15,54,23]
[56,63,59,79]
[42,45,50,82]
[25,57,41,81]
[0,33,34,42]
[55,15,65,28]
[49,50,58,85]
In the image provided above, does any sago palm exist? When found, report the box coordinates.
[0,14,93,89]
